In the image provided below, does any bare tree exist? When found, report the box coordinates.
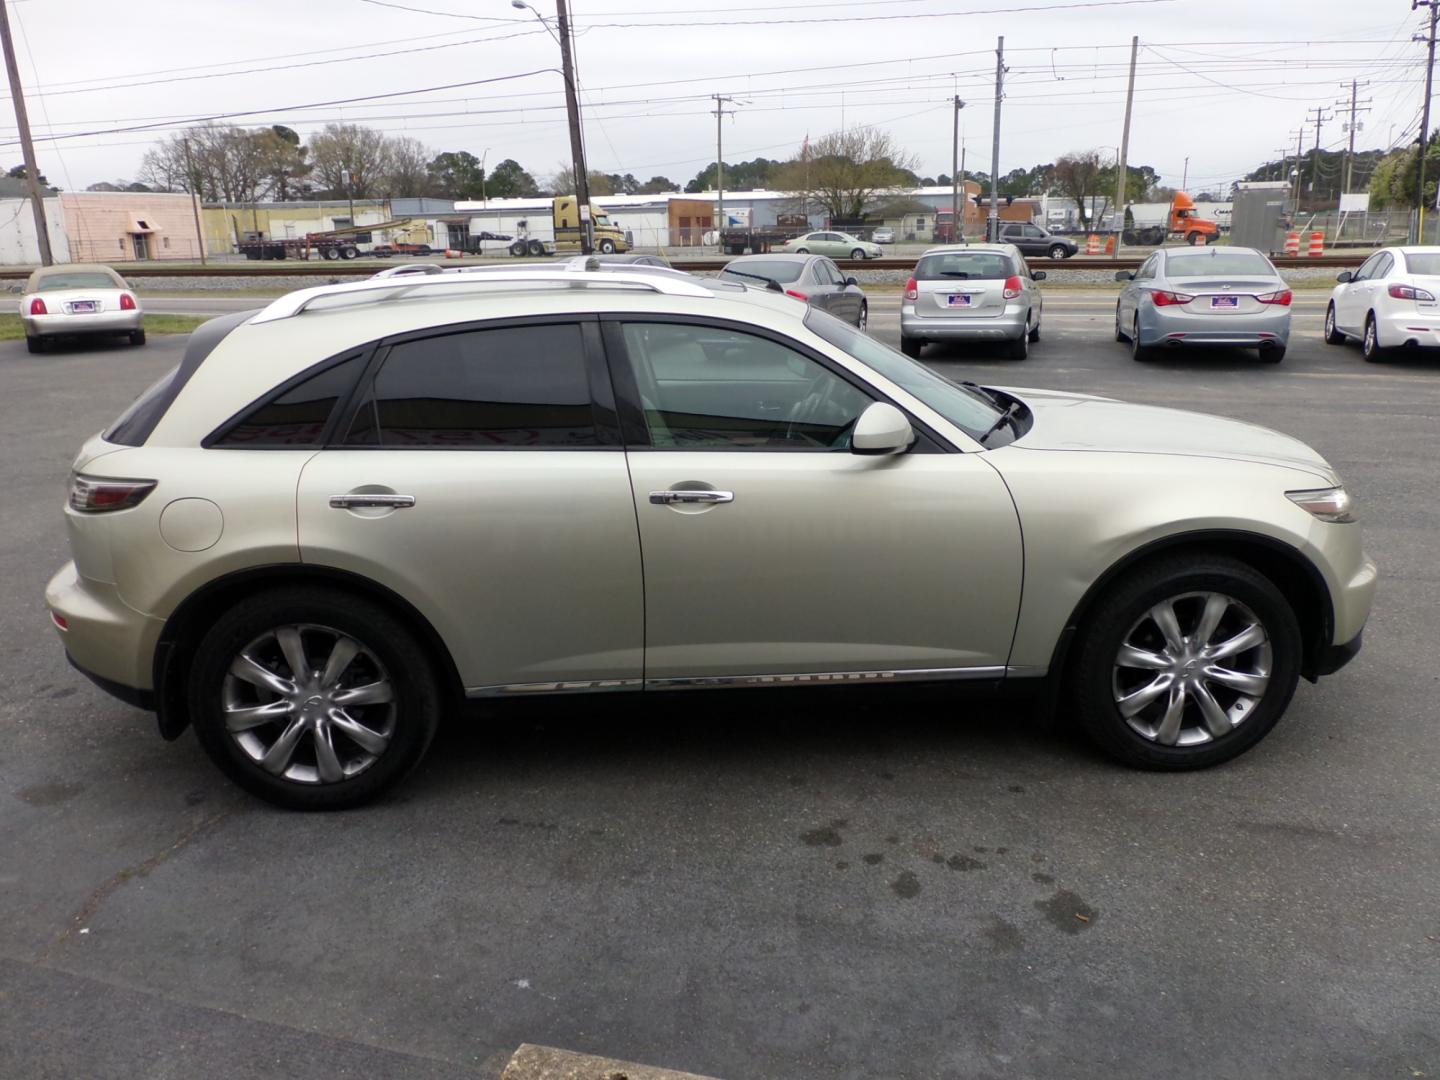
[382,136,432,197]
[772,128,917,223]
[309,124,393,198]
[1053,149,1113,232]
[137,125,270,203]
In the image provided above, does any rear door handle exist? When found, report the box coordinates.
[329,494,416,509]
[649,490,734,505]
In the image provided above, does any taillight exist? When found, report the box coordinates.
[784,288,808,301]
[1257,289,1294,306]
[119,293,137,310]
[1388,283,1436,301]
[904,276,918,301]
[1151,290,1195,307]
[29,297,47,315]
[69,474,156,514]
[1002,275,1023,300]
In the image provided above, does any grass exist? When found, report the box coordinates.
[0,313,209,341]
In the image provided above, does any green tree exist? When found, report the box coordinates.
[1053,149,1111,231]
[637,175,677,194]
[685,157,782,192]
[426,151,487,199]
[485,158,539,199]
[770,130,916,221]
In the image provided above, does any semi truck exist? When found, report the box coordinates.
[1129,192,1220,246]
[506,197,630,256]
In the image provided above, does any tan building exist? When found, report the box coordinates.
[59,192,206,263]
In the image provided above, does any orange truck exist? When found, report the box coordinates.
[1132,192,1220,246]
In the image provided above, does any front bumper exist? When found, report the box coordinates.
[901,304,1029,341]
[23,311,142,337]
[46,560,163,697]
[1309,629,1363,679]
[1139,304,1290,348]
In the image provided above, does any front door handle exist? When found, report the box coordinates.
[329,494,416,509]
[649,490,734,505]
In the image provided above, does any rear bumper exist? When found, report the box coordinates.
[1140,304,1290,348]
[901,304,1029,341]
[46,561,162,694]
[1375,310,1440,348]
[67,652,156,711]
[24,311,142,336]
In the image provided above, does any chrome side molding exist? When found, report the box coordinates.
[465,666,1012,698]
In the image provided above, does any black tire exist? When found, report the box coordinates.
[1006,330,1029,359]
[598,238,616,254]
[1259,344,1284,363]
[510,241,527,257]
[856,302,868,330]
[188,587,442,810]
[1028,315,1041,343]
[794,247,810,254]
[1361,314,1385,363]
[25,335,43,354]
[1070,555,1302,770]
[129,329,146,347]
[1323,303,1346,345]
[1114,305,1128,342]
[1186,231,1202,246]
[1131,317,1153,361]
[340,246,359,260]
[527,240,545,257]
[900,335,922,358]
[1048,244,1068,260]
[850,248,865,261]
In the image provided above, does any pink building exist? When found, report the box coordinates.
[59,191,205,263]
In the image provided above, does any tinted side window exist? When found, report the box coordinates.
[1374,253,1394,278]
[347,323,596,448]
[621,322,872,450]
[214,353,365,447]
[1352,254,1382,282]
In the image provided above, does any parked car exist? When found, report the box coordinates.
[900,244,1045,359]
[18,264,144,353]
[1324,246,1440,361]
[47,264,1373,808]
[1115,246,1292,362]
[996,221,1078,260]
[717,253,868,327]
[782,231,883,260]
[556,252,671,268]
[871,227,896,245]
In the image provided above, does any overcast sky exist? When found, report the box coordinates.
[1,0,1430,196]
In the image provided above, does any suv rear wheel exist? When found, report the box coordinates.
[1071,556,1301,769]
[1048,244,1069,260]
[188,588,441,809]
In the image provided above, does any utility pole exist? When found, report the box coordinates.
[988,36,1005,243]
[555,0,592,253]
[1290,127,1306,205]
[0,0,53,266]
[1273,147,1291,184]
[1305,105,1334,195]
[1113,35,1139,259]
[1181,156,1190,191]
[1336,80,1372,194]
[713,95,736,243]
[1415,0,1439,240]
[181,137,207,266]
[951,96,965,244]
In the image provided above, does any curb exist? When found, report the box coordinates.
[501,1044,722,1080]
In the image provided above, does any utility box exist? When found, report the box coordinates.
[1230,182,1293,255]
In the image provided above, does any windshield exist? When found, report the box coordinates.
[915,252,1015,280]
[1165,251,1274,277]
[1406,253,1440,275]
[803,307,1006,442]
[718,260,806,285]
[34,272,117,290]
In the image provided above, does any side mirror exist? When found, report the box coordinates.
[1033,271,1047,281]
[851,402,914,456]
[1115,270,1135,282]
[845,276,859,287]
[1336,271,1353,284]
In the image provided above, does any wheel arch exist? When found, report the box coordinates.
[152,564,465,741]
[1043,529,1336,694]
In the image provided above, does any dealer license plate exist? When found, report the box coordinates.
[1210,295,1239,309]
[946,294,973,308]
[68,300,97,313]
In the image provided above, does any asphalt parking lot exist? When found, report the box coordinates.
[2,296,1438,1079]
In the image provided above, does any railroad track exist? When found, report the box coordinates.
[0,254,1367,279]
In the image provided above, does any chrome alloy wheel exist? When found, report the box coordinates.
[221,624,396,784]
[1111,592,1272,747]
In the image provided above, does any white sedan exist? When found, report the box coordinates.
[18,263,144,353]
[1324,245,1440,361]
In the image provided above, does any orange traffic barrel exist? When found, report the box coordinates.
[1307,231,1324,257]
[1284,231,1300,255]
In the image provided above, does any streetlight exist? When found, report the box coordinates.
[513,0,592,251]
[481,146,491,206]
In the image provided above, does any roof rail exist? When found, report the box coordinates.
[251,265,714,323]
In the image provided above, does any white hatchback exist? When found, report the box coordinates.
[1324,246,1440,361]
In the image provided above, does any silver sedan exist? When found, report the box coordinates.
[1115,247,1292,362]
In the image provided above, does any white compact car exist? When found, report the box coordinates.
[19,263,145,353]
[46,264,1374,808]
[1324,246,1440,361]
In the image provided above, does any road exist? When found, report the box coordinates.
[2,296,1437,1079]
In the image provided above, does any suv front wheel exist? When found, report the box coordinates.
[188,587,441,809]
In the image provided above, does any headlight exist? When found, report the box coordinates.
[1286,486,1356,523]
